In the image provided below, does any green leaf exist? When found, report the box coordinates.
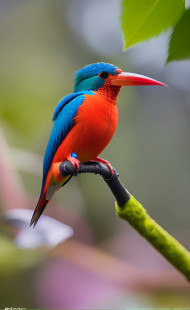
[167,8,190,62]
[121,0,185,49]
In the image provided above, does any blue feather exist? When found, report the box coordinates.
[74,62,119,92]
[53,91,93,121]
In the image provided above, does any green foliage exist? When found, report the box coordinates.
[0,236,43,277]
[121,0,185,49]
[121,0,190,63]
[167,8,190,62]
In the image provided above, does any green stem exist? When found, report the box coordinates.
[116,195,190,281]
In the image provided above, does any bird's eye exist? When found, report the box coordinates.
[99,71,109,79]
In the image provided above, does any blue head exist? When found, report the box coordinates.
[74,62,120,92]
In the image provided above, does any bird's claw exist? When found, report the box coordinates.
[92,157,114,178]
[68,154,80,172]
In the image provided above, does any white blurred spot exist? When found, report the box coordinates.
[186,0,190,8]
[4,209,73,248]
[126,33,169,72]
[66,0,122,55]
[11,147,43,176]
[165,61,190,92]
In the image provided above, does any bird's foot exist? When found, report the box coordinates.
[92,157,114,177]
[68,153,80,171]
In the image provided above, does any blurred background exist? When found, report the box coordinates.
[0,0,190,308]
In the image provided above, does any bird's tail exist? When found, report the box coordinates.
[30,162,72,228]
[30,191,50,228]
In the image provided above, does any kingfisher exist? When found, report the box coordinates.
[30,62,165,227]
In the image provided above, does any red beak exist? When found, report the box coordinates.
[111,72,167,87]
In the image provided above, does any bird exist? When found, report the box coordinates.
[30,62,166,227]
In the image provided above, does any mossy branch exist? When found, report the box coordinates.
[116,195,190,281]
[59,160,190,281]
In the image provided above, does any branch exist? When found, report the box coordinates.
[59,160,190,281]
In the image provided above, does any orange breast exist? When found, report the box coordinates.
[52,93,118,163]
